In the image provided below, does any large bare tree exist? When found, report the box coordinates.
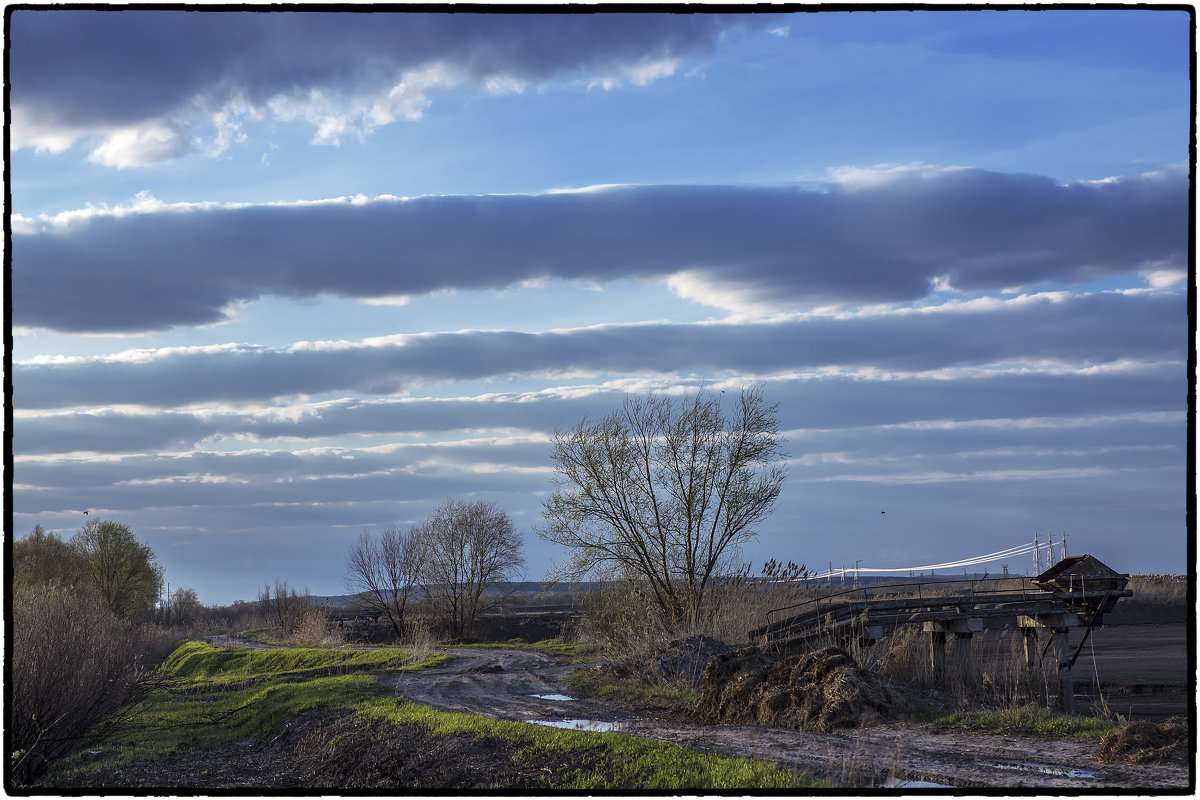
[345,525,427,638]
[422,498,525,638]
[540,386,788,623]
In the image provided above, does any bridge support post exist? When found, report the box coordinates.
[1019,613,1081,715]
[926,628,946,683]
[923,619,981,686]
[1053,628,1075,716]
[1020,627,1039,674]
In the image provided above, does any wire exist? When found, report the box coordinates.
[806,539,1048,580]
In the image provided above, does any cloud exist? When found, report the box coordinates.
[13,289,1185,410]
[14,366,1183,457]
[86,120,192,168]
[9,11,759,163]
[12,168,1187,333]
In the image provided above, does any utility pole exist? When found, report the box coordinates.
[1062,532,1068,558]
[1033,532,1040,574]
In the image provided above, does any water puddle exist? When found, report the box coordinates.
[527,718,645,733]
[882,778,955,788]
[530,693,575,701]
[976,760,1100,780]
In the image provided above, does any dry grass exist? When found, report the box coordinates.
[1126,574,1186,605]
[871,626,1057,709]
[1096,716,1189,764]
[691,646,898,732]
[283,605,344,647]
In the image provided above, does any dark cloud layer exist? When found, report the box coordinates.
[10,11,750,131]
[13,169,1186,333]
[15,369,1183,456]
[14,290,1185,410]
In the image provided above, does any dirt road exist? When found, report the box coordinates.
[390,647,1189,790]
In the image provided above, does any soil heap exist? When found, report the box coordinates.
[691,646,897,732]
[1096,716,1189,764]
[598,635,731,688]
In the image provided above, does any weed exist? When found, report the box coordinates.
[455,638,595,661]
[913,706,1120,741]
[562,668,697,706]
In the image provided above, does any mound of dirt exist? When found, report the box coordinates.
[462,664,504,674]
[691,646,897,732]
[597,635,732,688]
[1096,716,1189,764]
[650,635,732,686]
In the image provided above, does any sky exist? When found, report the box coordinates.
[7,7,1193,605]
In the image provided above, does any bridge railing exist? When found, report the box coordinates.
[751,575,1039,641]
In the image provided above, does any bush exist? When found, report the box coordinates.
[9,584,163,785]
[286,603,344,647]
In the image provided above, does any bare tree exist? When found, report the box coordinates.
[540,386,788,623]
[345,525,427,638]
[423,498,525,638]
[257,580,310,631]
[167,586,201,628]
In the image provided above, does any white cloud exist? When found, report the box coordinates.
[87,121,192,168]
[1142,267,1187,288]
[9,106,88,153]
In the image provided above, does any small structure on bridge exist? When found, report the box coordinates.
[748,555,1131,715]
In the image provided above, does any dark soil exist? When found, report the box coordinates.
[692,646,898,732]
[46,707,609,790]
[1096,716,1190,765]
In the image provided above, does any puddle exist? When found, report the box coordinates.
[882,778,955,788]
[527,718,645,733]
[530,693,575,701]
[976,760,1100,780]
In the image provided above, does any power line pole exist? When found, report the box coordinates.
[1033,532,1040,574]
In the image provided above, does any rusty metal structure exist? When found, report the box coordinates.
[748,555,1131,714]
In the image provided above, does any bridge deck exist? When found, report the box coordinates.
[749,576,1130,652]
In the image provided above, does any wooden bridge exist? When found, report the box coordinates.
[748,555,1131,714]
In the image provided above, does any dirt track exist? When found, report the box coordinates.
[391,646,1190,789]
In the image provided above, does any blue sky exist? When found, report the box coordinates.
[8,8,1192,605]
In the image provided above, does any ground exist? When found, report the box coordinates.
[384,641,1189,789]
[42,623,1192,790]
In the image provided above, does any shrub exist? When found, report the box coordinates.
[286,603,344,647]
[9,584,162,785]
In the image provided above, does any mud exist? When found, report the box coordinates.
[391,646,1190,789]
[692,646,897,732]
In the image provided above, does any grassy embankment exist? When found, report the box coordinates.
[47,639,819,790]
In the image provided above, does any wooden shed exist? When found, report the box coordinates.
[1033,554,1129,614]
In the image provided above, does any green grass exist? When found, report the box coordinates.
[362,698,818,789]
[50,638,816,790]
[563,667,698,705]
[51,640,449,779]
[165,639,447,686]
[453,637,595,660]
[913,706,1120,741]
